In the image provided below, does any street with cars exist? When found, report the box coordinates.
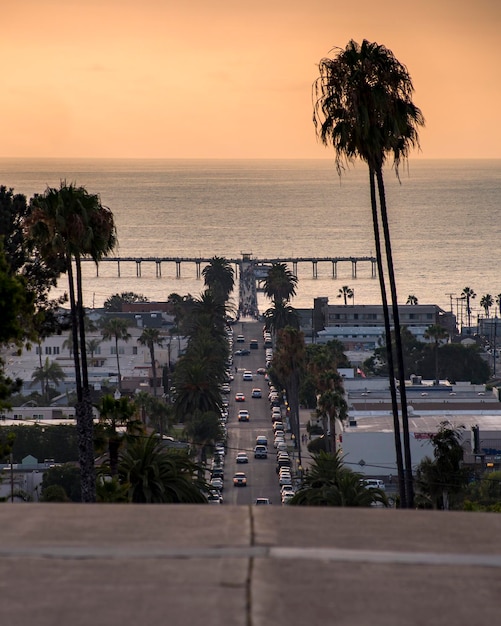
[208,321,302,505]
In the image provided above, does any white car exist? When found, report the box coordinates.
[243,370,253,381]
[236,452,249,464]
[364,479,386,491]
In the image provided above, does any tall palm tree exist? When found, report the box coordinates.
[461,287,476,329]
[26,182,117,502]
[202,256,235,305]
[100,317,131,392]
[480,294,493,318]
[337,285,354,305]
[271,326,306,465]
[30,357,66,403]
[262,262,298,307]
[424,324,449,385]
[317,385,347,454]
[263,300,300,335]
[313,39,424,507]
[406,295,418,305]
[138,327,164,397]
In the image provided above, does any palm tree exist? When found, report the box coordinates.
[337,285,354,305]
[289,451,388,507]
[496,294,501,317]
[118,434,207,503]
[263,301,300,335]
[424,324,449,385]
[100,317,131,392]
[317,386,347,454]
[461,287,476,330]
[138,327,164,397]
[406,295,418,305]
[183,409,225,467]
[480,294,493,318]
[26,182,117,502]
[31,357,66,403]
[271,326,306,465]
[202,256,235,305]
[262,262,298,306]
[313,39,424,508]
[86,338,101,366]
[96,394,140,477]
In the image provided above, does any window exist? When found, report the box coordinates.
[35,346,41,355]
[354,314,358,320]
[133,347,138,355]
[53,347,60,355]
[119,347,125,355]
[94,346,101,355]
[45,346,52,355]
[111,347,117,355]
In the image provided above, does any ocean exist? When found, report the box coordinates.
[1,158,500,318]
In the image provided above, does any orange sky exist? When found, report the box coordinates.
[2,0,500,159]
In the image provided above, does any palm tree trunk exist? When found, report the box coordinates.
[66,257,95,503]
[150,344,157,397]
[115,337,122,391]
[376,167,414,508]
[369,168,407,507]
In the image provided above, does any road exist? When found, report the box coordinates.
[222,320,285,506]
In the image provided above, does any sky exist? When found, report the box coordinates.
[2,0,500,159]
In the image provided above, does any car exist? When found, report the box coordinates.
[249,340,259,349]
[238,410,250,422]
[210,467,224,480]
[273,421,284,432]
[233,472,247,487]
[255,498,271,505]
[254,445,268,459]
[235,392,246,402]
[235,349,251,356]
[242,370,253,381]
[279,473,292,486]
[276,442,288,454]
[220,384,231,394]
[207,492,223,504]
[210,477,224,491]
[364,479,386,491]
[236,452,249,464]
[255,435,268,446]
[281,493,294,504]
[256,367,267,375]
[251,388,262,398]
[236,335,245,343]
[281,485,295,496]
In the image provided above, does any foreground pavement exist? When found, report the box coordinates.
[0,505,500,625]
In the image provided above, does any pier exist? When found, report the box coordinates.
[83,255,377,280]
[82,254,376,317]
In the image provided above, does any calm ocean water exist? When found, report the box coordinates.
[1,158,500,317]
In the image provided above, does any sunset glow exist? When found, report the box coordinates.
[3,0,500,159]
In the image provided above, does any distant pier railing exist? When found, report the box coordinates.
[82,255,377,279]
